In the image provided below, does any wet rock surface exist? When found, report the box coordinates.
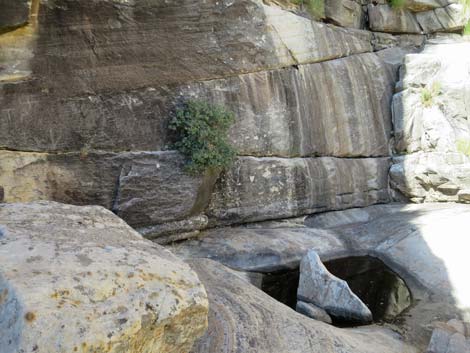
[298,250,373,323]
[0,201,208,353]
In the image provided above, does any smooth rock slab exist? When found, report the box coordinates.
[208,156,390,225]
[188,258,417,353]
[425,320,470,353]
[0,201,208,353]
[298,250,373,323]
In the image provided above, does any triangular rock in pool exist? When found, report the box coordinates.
[297,250,373,324]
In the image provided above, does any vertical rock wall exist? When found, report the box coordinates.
[0,0,466,240]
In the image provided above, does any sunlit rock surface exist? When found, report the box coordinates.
[0,202,208,353]
[391,37,470,202]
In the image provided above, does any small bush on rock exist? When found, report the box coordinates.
[420,81,441,107]
[389,0,406,9]
[456,139,470,156]
[290,0,325,20]
[169,100,236,175]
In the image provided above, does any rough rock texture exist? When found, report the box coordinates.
[298,250,373,323]
[173,203,470,349]
[186,52,396,158]
[188,258,417,353]
[416,4,469,33]
[296,301,333,323]
[0,0,30,32]
[325,0,364,28]
[0,0,374,153]
[391,38,470,202]
[208,156,390,224]
[0,150,214,228]
[368,5,422,33]
[425,320,470,353]
[0,201,208,353]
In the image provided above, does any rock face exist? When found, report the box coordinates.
[426,320,470,353]
[368,5,422,33]
[188,258,417,353]
[0,0,30,32]
[208,156,390,225]
[298,250,373,323]
[0,201,208,353]
[324,0,364,28]
[391,38,470,202]
[0,0,405,238]
[296,301,333,323]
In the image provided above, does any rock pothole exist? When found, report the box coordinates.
[260,255,412,327]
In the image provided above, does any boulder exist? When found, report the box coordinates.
[324,0,365,28]
[0,0,29,32]
[0,201,208,353]
[367,4,422,34]
[296,301,333,323]
[188,258,417,353]
[208,156,390,225]
[298,250,373,323]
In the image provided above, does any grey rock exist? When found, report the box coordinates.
[368,4,422,34]
[0,0,29,32]
[0,0,373,153]
[208,156,391,225]
[296,301,333,323]
[325,0,365,28]
[458,189,470,203]
[0,201,208,353]
[138,215,209,241]
[298,250,373,323]
[417,4,469,33]
[426,320,470,353]
[188,258,418,353]
[186,52,395,158]
[170,226,347,272]
[174,203,470,348]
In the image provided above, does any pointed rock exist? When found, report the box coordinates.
[297,250,373,323]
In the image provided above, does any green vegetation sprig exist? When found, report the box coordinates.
[169,100,236,175]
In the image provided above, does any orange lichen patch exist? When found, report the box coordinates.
[25,311,36,323]
[50,289,71,299]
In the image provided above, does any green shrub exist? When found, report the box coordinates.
[456,139,470,156]
[390,0,406,9]
[290,0,325,20]
[463,0,470,35]
[169,100,236,175]
[420,81,441,107]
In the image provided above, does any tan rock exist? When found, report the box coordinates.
[0,201,208,353]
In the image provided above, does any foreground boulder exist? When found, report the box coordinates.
[188,258,417,353]
[0,201,208,353]
[298,250,373,323]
